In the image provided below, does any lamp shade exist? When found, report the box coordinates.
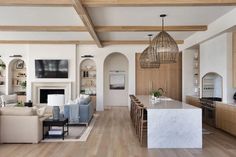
[47,94,65,106]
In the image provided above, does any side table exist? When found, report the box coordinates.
[43,117,69,140]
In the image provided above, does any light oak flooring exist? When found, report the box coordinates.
[1,107,236,157]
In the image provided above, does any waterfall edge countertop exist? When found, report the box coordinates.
[135,95,202,149]
[135,95,199,109]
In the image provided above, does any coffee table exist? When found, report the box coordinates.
[43,117,69,140]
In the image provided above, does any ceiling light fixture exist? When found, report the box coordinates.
[139,34,160,68]
[151,14,179,64]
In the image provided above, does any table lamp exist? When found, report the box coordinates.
[47,94,65,120]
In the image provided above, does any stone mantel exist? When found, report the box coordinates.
[32,82,72,105]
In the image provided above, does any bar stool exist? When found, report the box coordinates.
[139,107,147,147]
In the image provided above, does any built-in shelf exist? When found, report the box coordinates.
[193,50,200,96]
[80,59,96,95]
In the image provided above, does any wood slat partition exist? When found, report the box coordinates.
[135,53,182,101]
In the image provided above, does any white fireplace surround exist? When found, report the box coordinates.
[32,82,72,105]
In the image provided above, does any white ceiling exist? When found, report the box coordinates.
[0,6,235,42]
[89,6,235,41]
[0,6,84,26]
[88,6,235,26]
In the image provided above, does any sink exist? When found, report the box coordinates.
[159,98,173,101]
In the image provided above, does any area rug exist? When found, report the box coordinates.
[203,128,213,135]
[41,114,98,142]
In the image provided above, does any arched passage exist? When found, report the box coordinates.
[103,52,129,108]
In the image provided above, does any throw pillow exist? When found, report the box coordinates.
[80,94,91,104]
[36,106,46,117]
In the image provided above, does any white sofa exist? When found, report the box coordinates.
[0,107,49,143]
[0,94,18,107]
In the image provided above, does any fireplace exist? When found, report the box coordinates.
[32,82,72,105]
[40,89,65,103]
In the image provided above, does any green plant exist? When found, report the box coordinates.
[16,101,24,107]
[0,63,6,69]
[152,90,162,98]
[20,81,27,89]
[151,88,164,98]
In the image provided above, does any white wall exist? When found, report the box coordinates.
[104,53,129,107]
[27,45,77,100]
[77,45,146,111]
[0,44,77,102]
[182,49,198,102]
[0,44,28,95]
[200,33,236,103]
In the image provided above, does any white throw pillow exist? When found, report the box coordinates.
[36,106,46,117]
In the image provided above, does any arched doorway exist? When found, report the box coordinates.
[8,59,27,103]
[104,52,129,108]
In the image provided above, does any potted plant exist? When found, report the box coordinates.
[20,81,26,89]
[0,63,6,71]
[151,88,165,101]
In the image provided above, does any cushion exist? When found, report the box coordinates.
[32,105,52,117]
[80,94,91,104]
[1,94,17,104]
[0,107,34,116]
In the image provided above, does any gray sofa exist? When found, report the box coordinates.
[64,100,94,126]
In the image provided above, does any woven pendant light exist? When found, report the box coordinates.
[152,14,179,64]
[140,34,160,68]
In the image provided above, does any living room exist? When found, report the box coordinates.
[1,1,236,157]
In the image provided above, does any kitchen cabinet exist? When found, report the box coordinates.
[216,102,236,136]
[91,95,96,112]
[186,96,201,108]
[135,53,182,101]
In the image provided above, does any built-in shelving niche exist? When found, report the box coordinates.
[80,59,96,95]
[0,59,6,95]
[8,59,27,102]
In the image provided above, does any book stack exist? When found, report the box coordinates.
[48,127,63,135]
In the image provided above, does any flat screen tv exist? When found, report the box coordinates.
[35,60,68,78]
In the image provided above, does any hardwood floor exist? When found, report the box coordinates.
[1,107,236,157]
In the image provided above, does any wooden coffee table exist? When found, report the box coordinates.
[43,117,69,140]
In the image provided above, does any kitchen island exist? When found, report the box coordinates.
[136,95,202,149]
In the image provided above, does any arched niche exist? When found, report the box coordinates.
[202,72,223,99]
[103,52,129,108]
[0,59,6,95]
[80,59,96,95]
[8,59,27,101]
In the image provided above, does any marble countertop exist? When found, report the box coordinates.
[135,95,200,110]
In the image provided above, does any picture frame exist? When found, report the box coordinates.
[16,60,24,69]
[109,74,125,90]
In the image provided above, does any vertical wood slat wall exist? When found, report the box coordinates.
[233,32,236,88]
[135,53,182,101]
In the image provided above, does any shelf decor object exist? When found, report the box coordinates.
[140,34,160,68]
[47,94,65,121]
[151,14,179,64]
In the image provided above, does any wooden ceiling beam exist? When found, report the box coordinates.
[72,0,103,47]
[0,26,87,32]
[0,25,207,32]
[0,40,95,45]
[102,40,184,45]
[0,40,184,45]
[82,0,236,7]
[0,0,235,6]
[96,25,207,32]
